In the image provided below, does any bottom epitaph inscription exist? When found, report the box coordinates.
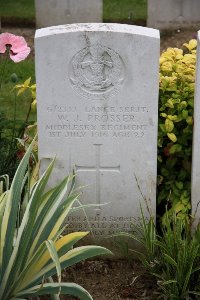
[66,214,138,236]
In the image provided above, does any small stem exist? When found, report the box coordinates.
[18,98,33,139]
[5,89,18,174]
[0,53,9,91]
[11,89,17,142]
[24,99,32,126]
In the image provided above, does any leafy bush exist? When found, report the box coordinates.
[158,40,197,222]
[119,212,200,299]
[0,142,111,299]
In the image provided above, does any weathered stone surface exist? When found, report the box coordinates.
[35,0,102,28]
[35,23,160,240]
[191,31,200,227]
[148,0,200,30]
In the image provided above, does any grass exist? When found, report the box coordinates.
[0,59,35,121]
[0,58,36,178]
[1,0,147,23]
[2,59,35,83]
[104,0,147,22]
[0,0,35,19]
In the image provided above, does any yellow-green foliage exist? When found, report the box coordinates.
[158,40,197,223]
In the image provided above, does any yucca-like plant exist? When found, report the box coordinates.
[0,143,111,299]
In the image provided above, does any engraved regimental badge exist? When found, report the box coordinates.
[69,44,124,100]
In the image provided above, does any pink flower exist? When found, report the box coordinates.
[0,32,30,63]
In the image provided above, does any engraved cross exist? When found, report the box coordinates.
[75,144,120,210]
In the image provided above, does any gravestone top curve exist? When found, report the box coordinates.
[35,23,159,39]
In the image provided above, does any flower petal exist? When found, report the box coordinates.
[10,47,31,63]
[0,32,31,61]
[0,32,13,53]
[10,35,29,53]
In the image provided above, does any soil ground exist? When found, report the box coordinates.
[40,259,160,300]
[1,26,198,299]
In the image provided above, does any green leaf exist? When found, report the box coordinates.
[161,168,169,177]
[160,279,177,286]
[168,115,178,121]
[182,110,188,119]
[159,124,166,133]
[16,283,93,300]
[173,202,185,213]
[167,132,177,142]
[169,144,182,154]
[24,77,31,87]
[10,298,26,300]
[17,87,26,96]
[46,240,61,284]
[165,119,174,132]
[166,157,177,169]
[0,141,34,297]
[166,99,174,108]
[190,291,200,296]
[30,246,112,287]
[47,277,61,300]
[186,116,193,125]
[1,158,57,298]
[160,113,167,118]
[175,181,183,190]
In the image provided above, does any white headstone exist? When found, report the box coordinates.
[192,31,200,227]
[35,0,102,28]
[35,23,160,241]
[148,0,200,30]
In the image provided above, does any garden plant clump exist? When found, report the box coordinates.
[0,141,111,299]
[0,32,36,180]
[119,211,200,299]
[125,39,200,299]
[158,39,197,224]
[114,40,200,299]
